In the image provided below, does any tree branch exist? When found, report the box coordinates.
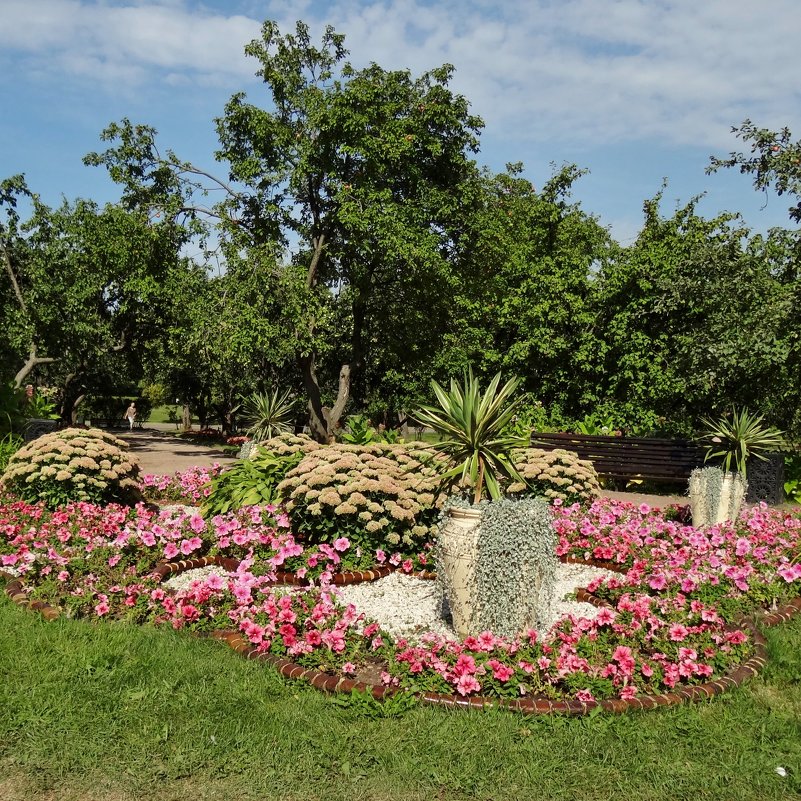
[14,344,56,388]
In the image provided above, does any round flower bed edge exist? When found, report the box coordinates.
[1,562,787,716]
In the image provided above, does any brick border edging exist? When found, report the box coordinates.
[0,563,795,716]
[205,617,769,717]
[150,557,437,586]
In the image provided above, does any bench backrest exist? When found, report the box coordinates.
[529,432,706,481]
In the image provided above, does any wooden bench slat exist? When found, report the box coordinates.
[529,432,705,483]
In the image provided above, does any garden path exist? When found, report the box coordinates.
[117,428,236,474]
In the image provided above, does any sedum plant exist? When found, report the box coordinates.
[276,442,444,551]
[507,447,601,504]
[239,388,297,443]
[699,407,785,479]
[0,427,141,508]
[412,369,528,504]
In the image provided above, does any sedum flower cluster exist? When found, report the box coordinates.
[276,442,445,551]
[507,447,601,504]
[0,428,141,509]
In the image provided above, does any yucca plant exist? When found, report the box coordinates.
[412,369,528,504]
[698,406,785,479]
[239,388,297,443]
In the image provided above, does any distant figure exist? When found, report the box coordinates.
[125,402,137,430]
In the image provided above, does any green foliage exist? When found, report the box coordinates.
[0,381,25,434]
[708,118,801,224]
[24,389,58,419]
[201,446,303,516]
[240,388,297,443]
[507,447,601,504]
[339,414,376,445]
[783,451,801,504]
[0,432,22,473]
[437,164,612,420]
[574,411,619,436]
[140,382,169,408]
[276,442,443,552]
[413,369,527,503]
[699,407,785,478]
[0,428,141,508]
[593,191,796,435]
[331,688,419,719]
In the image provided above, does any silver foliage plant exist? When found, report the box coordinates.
[438,496,557,639]
[689,466,746,525]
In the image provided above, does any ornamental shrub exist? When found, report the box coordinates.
[276,442,445,552]
[249,432,322,458]
[507,447,600,504]
[0,427,141,509]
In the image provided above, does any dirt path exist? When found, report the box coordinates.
[116,429,236,475]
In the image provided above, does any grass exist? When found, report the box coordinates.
[1,593,800,800]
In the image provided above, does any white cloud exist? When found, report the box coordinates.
[2,0,800,149]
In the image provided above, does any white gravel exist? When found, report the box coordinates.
[163,561,617,642]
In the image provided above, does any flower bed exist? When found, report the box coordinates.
[1,492,800,715]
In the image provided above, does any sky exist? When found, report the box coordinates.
[2,0,800,244]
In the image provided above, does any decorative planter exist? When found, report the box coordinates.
[689,468,746,527]
[437,506,482,639]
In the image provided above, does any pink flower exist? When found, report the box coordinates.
[333,537,350,552]
[163,543,179,560]
[375,549,387,563]
[342,662,356,675]
[455,673,482,696]
[668,623,689,641]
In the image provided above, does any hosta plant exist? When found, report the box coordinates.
[412,369,527,503]
[0,427,141,508]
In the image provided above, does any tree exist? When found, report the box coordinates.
[593,190,793,433]
[708,119,801,224]
[438,164,612,422]
[215,21,483,441]
[0,181,188,421]
[87,20,484,442]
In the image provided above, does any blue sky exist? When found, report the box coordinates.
[2,0,800,243]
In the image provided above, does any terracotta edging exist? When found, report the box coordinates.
[207,616,769,717]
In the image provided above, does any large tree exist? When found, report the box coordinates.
[86,20,483,442]
[437,164,612,422]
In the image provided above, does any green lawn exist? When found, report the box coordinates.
[1,594,799,801]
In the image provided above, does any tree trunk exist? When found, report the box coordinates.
[182,404,191,431]
[300,352,351,443]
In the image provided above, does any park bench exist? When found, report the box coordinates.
[529,431,785,503]
[529,432,705,483]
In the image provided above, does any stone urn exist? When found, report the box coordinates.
[437,506,483,639]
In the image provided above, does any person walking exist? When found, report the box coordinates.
[125,402,137,430]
